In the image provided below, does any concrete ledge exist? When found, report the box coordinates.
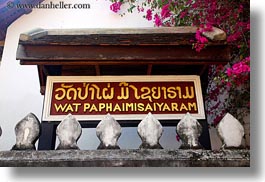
[0,149,250,167]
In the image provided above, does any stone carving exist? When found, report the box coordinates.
[56,114,82,150]
[137,112,163,149]
[96,113,122,149]
[176,113,202,149]
[217,113,245,149]
[12,113,41,150]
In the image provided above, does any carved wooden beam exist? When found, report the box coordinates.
[16,27,231,95]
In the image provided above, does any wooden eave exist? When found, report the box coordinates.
[16,27,231,94]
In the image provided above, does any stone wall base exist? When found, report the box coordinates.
[0,149,250,167]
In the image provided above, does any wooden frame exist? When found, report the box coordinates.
[43,75,205,121]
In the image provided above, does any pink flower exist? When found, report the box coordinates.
[227,32,241,42]
[238,4,243,13]
[247,23,250,30]
[192,2,198,8]
[146,9,152,21]
[180,11,187,18]
[154,14,162,27]
[232,61,250,74]
[195,30,208,44]
[194,43,205,52]
[186,0,192,5]
[161,4,171,19]
[216,65,224,72]
[245,56,250,62]
[226,82,232,88]
[226,57,250,78]
[194,30,208,51]
[226,68,233,77]
[137,6,144,12]
[110,2,122,13]
[204,24,213,31]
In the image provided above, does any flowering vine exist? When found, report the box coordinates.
[110,1,122,13]
[107,0,250,126]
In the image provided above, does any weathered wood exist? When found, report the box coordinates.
[147,64,152,75]
[17,45,230,63]
[95,65,101,76]
[18,27,226,46]
[16,28,230,95]
[19,28,47,41]
[37,66,46,94]
[21,60,228,66]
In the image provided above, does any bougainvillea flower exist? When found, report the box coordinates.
[146,9,152,21]
[110,2,122,13]
[161,4,171,19]
[154,14,162,27]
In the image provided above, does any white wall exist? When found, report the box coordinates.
[0,0,180,150]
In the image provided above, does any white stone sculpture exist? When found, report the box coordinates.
[56,114,82,150]
[217,113,245,148]
[137,112,163,149]
[176,113,202,149]
[12,113,41,150]
[96,113,122,149]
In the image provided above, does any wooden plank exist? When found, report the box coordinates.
[18,27,227,46]
[61,65,96,76]
[95,65,101,76]
[17,45,230,63]
[37,66,46,94]
[46,27,199,35]
[147,64,152,75]
[19,28,47,41]
[199,65,209,76]
[21,60,228,66]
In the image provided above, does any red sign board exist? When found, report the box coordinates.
[42,76,205,121]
